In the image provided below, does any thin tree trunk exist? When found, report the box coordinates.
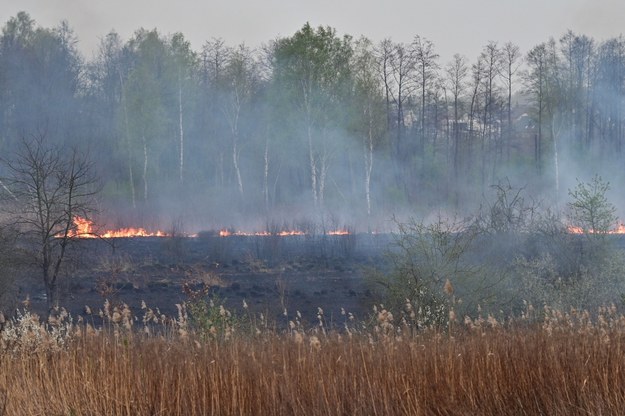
[537,114,542,174]
[480,95,488,190]
[507,70,513,162]
[319,149,327,210]
[218,152,224,187]
[308,127,318,207]
[453,97,459,182]
[119,72,136,209]
[468,82,479,178]
[364,103,374,218]
[142,135,148,201]
[421,64,426,150]
[229,91,244,196]
[263,138,269,212]
[303,82,318,208]
[178,73,184,184]
[552,120,560,204]
[42,251,55,308]
[233,135,243,196]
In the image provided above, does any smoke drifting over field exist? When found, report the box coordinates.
[1,13,625,233]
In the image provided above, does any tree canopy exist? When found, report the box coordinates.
[1,14,625,230]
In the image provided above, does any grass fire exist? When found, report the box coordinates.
[64,216,352,239]
[2,4,625,415]
[66,216,170,239]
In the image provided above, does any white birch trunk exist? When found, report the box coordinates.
[263,138,269,211]
[308,123,318,207]
[142,135,148,201]
[233,135,243,196]
[319,152,327,209]
[178,73,184,184]
[303,81,318,207]
[232,96,244,196]
[223,86,244,196]
[364,103,374,217]
[120,72,136,208]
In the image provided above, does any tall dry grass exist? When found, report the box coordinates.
[1,305,625,415]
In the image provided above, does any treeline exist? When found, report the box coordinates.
[1,12,624,229]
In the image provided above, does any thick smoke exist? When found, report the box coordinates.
[1,14,625,233]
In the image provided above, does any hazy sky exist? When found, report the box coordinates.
[2,0,625,62]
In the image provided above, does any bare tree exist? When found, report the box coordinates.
[201,38,231,188]
[354,37,385,220]
[376,39,395,134]
[376,40,415,189]
[169,32,196,185]
[525,43,548,174]
[445,54,468,185]
[222,44,258,197]
[2,135,98,308]
[500,42,521,162]
[468,57,484,178]
[413,35,440,149]
[479,42,502,186]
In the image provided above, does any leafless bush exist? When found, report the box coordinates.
[162,217,186,262]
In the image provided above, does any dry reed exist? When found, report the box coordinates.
[1,305,625,415]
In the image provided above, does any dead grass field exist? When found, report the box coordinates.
[1,304,625,415]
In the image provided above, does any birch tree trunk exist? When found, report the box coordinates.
[119,72,136,208]
[303,81,319,207]
[233,133,243,196]
[264,138,269,212]
[319,145,328,209]
[142,135,148,201]
[226,89,244,196]
[364,103,374,217]
[178,72,184,184]
[308,122,318,207]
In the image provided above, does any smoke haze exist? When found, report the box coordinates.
[0,11,625,234]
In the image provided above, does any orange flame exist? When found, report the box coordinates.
[219,229,300,237]
[67,216,169,239]
[66,217,352,239]
[327,229,350,236]
[218,229,349,237]
[275,230,307,236]
[567,223,625,234]
[71,216,95,237]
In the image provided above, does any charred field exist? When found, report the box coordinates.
[21,232,393,322]
[19,229,625,323]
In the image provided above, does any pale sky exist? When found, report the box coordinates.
[1,0,624,63]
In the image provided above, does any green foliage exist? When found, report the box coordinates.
[368,215,479,325]
[273,23,353,104]
[514,251,625,311]
[185,296,240,340]
[0,12,82,147]
[568,175,618,234]
[182,280,242,340]
[4,13,625,241]
[372,181,625,318]
[271,23,354,147]
[510,178,625,310]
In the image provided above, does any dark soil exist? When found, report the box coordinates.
[18,233,393,324]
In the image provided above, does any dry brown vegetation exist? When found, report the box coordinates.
[1,304,625,415]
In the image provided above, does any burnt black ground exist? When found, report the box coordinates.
[19,233,393,324]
